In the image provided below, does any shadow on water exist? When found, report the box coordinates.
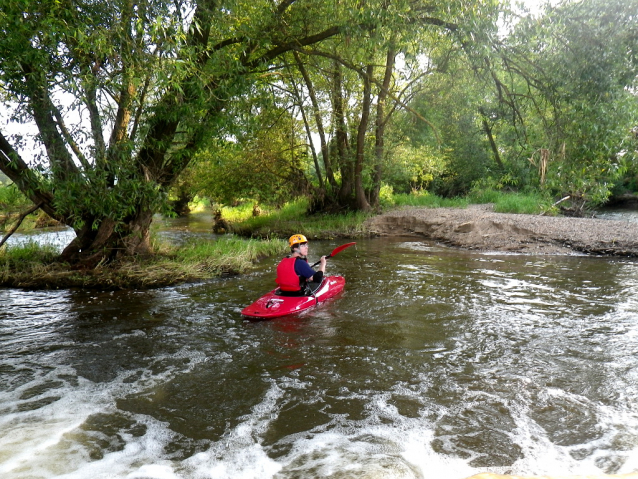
[1,237,638,478]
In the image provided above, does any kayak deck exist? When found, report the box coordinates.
[241,276,346,319]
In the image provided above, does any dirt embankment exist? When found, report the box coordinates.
[365,205,638,256]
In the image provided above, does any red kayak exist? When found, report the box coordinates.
[241,276,346,319]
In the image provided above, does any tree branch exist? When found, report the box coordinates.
[20,60,81,180]
[276,0,297,15]
[296,47,442,143]
[0,202,43,249]
[0,133,59,222]
[52,108,91,171]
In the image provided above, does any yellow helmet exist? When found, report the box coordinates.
[288,234,308,248]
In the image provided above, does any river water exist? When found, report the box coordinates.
[2,231,638,478]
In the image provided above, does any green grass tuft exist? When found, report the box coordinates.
[229,198,371,239]
[468,188,551,214]
[173,236,286,275]
[0,241,59,266]
[391,191,468,208]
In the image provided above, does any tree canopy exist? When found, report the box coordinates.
[1,0,637,265]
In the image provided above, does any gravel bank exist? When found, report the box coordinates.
[365,204,638,256]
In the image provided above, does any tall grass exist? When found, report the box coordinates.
[391,191,469,209]
[0,241,59,284]
[172,236,286,275]
[0,241,59,266]
[1,235,287,289]
[229,198,371,239]
[467,188,551,214]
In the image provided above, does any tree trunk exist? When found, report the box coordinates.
[293,52,336,190]
[354,65,374,212]
[60,209,153,267]
[370,48,396,208]
[479,107,504,170]
[332,63,354,206]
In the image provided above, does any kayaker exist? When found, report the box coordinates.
[276,234,327,295]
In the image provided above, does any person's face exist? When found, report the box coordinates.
[298,243,309,254]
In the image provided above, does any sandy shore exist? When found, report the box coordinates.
[365,205,638,256]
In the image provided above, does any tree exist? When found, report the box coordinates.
[0,0,351,265]
[0,0,507,267]
[189,1,503,213]
[476,0,638,210]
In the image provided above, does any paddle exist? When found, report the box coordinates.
[311,242,356,268]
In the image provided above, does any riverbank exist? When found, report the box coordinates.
[3,204,638,289]
[0,236,286,290]
[366,204,638,256]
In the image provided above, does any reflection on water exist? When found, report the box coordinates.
[1,238,638,479]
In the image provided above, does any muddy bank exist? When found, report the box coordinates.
[366,205,638,256]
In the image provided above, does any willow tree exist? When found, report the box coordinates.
[0,0,505,265]
[464,0,638,210]
[0,0,361,265]
[279,0,503,211]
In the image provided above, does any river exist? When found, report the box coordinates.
[1,221,638,478]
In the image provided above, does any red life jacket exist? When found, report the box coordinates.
[276,257,302,291]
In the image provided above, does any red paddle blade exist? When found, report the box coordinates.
[330,242,356,257]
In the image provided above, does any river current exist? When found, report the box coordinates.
[1,232,638,478]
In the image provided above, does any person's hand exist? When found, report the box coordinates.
[319,255,327,271]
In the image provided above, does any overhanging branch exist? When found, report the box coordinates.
[0,202,43,249]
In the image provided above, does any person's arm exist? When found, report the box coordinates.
[295,257,326,282]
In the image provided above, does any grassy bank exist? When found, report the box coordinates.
[387,189,552,215]
[226,190,551,239]
[226,199,371,239]
[0,236,286,290]
[1,189,551,290]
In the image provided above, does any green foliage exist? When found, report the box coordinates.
[381,144,448,193]
[0,181,31,212]
[494,0,638,209]
[188,94,313,206]
[393,58,495,197]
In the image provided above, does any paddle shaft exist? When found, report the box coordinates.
[311,242,356,268]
